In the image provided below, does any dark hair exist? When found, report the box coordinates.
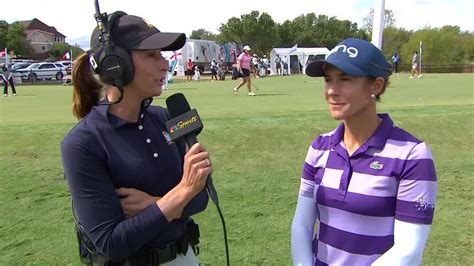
[72,53,103,119]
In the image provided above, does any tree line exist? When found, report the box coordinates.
[1,9,473,66]
[190,10,474,66]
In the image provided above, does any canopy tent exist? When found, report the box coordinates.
[269,47,330,75]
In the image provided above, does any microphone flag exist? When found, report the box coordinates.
[165,109,203,141]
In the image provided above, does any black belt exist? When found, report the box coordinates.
[128,237,194,265]
[90,220,200,266]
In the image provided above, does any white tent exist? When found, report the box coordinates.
[270,47,330,75]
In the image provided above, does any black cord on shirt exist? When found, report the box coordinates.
[206,181,230,266]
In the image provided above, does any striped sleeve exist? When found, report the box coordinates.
[299,136,331,198]
[300,145,317,198]
[396,142,437,224]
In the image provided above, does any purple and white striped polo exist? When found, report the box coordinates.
[299,114,437,265]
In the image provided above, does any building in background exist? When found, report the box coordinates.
[18,18,66,59]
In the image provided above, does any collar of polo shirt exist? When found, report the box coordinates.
[96,97,154,128]
[329,113,393,151]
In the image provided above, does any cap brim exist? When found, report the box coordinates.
[132,32,186,51]
[306,58,368,77]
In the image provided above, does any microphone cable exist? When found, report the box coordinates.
[206,177,229,266]
[185,135,229,266]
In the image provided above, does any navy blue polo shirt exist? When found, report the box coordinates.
[61,98,209,262]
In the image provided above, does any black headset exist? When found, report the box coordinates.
[93,0,134,88]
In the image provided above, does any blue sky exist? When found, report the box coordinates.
[4,0,473,50]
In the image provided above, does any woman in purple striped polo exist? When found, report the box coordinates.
[291,38,437,265]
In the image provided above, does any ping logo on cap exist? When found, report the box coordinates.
[329,44,359,58]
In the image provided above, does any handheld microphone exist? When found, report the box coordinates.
[165,93,218,204]
[166,93,230,266]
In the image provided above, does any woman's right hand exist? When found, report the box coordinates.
[179,143,212,198]
[156,143,212,221]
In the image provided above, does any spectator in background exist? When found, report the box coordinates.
[230,48,237,64]
[232,45,256,96]
[392,52,400,79]
[210,59,218,82]
[262,55,269,69]
[1,65,17,97]
[217,58,226,80]
[291,38,437,266]
[275,54,282,75]
[193,64,201,82]
[186,58,194,82]
[251,54,259,78]
[282,55,288,75]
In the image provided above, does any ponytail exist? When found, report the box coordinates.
[72,53,102,119]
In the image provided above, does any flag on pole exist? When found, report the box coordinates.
[170,50,182,60]
[62,51,71,60]
[288,43,298,54]
[419,41,423,76]
[1,48,8,68]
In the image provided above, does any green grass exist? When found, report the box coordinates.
[0,73,473,265]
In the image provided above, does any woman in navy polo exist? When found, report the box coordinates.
[291,38,437,265]
[61,13,210,265]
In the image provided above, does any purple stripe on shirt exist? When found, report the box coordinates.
[302,162,326,185]
[324,152,346,169]
[401,159,437,181]
[317,186,396,217]
[395,199,434,224]
[315,258,329,266]
[318,205,395,236]
[389,127,422,143]
[312,135,332,151]
[302,162,316,181]
[318,223,393,255]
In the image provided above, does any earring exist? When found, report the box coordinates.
[371,94,376,98]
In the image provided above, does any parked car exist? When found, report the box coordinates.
[16,62,67,81]
[12,62,33,72]
[55,61,72,75]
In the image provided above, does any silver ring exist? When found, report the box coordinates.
[205,159,210,167]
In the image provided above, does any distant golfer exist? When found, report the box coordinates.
[291,38,437,266]
[2,65,17,97]
[410,50,420,79]
[232,45,256,96]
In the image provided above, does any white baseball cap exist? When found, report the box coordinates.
[243,45,251,51]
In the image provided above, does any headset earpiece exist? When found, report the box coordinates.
[98,11,134,87]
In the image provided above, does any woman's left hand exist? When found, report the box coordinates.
[116,188,160,218]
